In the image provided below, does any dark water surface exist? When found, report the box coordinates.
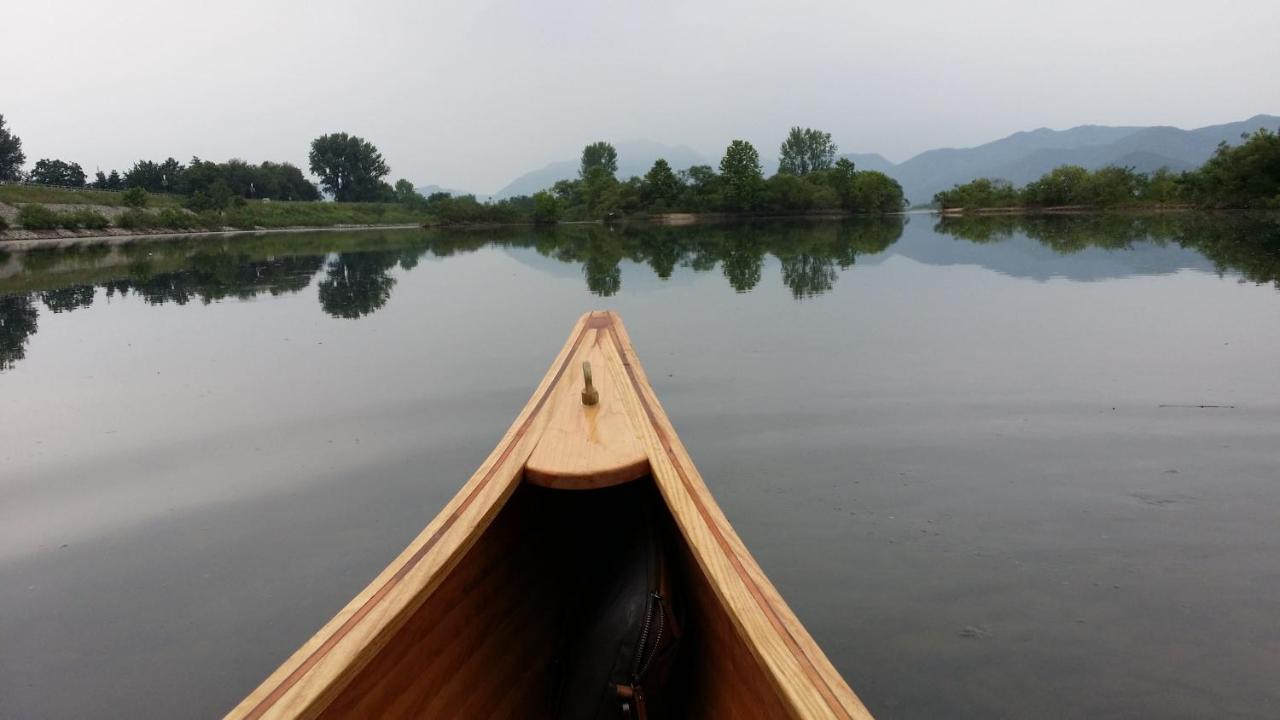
[2,214,1279,718]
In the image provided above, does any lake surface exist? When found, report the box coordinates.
[2,213,1279,719]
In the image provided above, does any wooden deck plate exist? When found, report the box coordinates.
[523,328,651,489]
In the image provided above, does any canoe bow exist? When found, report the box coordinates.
[227,311,872,720]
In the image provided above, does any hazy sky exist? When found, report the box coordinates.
[4,0,1278,193]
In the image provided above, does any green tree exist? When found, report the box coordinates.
[1022,165,1092,206]
[531,191,560,223]
[641,158,682,207]
[308,132,391,202]
[579,141,618,178]
[848,171,906,213]
[124,158,185,193]
[763,173,817,212]
[933,177,1020,209]
[580,166,620,216]
[778,127,838,176]
[1183,128,1280,208]
[29,159,87,187]
[1141,167,1181,205]
[393,179,423,206]
[679,165,720,211]
[0,115,24,182]
[719,140,764,211]
[819,157,858,210]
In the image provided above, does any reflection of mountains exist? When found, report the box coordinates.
[925,214,1280,287]
[2,213,1278,372]
[884,216,1217,282]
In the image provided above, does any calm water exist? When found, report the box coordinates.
[2,214,1279,719]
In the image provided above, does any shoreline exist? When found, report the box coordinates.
[936,204,1200,216]
[0,223,422,251]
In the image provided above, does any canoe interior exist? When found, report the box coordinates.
[315,477,794,719]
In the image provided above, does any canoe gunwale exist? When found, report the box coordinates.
[226,311,872,720]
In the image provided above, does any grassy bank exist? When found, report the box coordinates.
[0,184,184,208]
[0,184,434,236]
[223,201,429,228]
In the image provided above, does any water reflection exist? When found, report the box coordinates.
[934,213,1280,287]
[318,252,399,319]
[100,255,323,306]
[1,212,1278,372]
[0,294,38,371]
[425,217,904,299]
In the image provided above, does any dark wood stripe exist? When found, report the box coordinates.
[606,322,853,720]
[244,318,599,719]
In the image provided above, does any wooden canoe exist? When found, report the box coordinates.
[227,311,872,720]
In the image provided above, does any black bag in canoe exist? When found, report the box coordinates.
[553,481,684,720]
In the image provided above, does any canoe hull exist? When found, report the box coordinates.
[227,312,871,720]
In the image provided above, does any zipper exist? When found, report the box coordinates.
[631,592,664,681]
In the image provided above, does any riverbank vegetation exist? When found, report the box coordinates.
[935,128,1280,211]
[404,128,907,225]
[541,129,906,221]
[1,115,907,233]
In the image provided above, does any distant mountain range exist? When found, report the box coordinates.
[879,114,1279,205]
[413,184,492,203]
[420,114,1278,204]
[489,140,709,200]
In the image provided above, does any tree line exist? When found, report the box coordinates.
[0,115,406,209]
[934,128,1280,210]
[338,128,907,225]
[3,115,904,225]
[537,129,906,222]
[384,128,907,225]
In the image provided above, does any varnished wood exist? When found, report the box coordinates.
[226,311,873,720]
[524,332,650,489]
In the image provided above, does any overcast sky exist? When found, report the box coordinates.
[3,0,1278,193]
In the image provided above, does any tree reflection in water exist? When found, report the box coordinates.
[318,252,399,319]
[3,213,1278,372]
[933,213,1280,288]
[0,294,38,371]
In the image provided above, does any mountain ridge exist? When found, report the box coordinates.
[419,114,1278,204]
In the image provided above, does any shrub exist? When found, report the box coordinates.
[18,204,60,230]
[121,187,148,208]
[115,209,157,229]
[195,211,225,230]
[155,208,194,229]
[185,191,214,212]
[66,209,110,230]
[0,215,8,231]
[224,207,258,229]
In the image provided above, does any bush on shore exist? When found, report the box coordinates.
[121,187,148,208]
[18,204,60,229]
[17,204,111,230]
